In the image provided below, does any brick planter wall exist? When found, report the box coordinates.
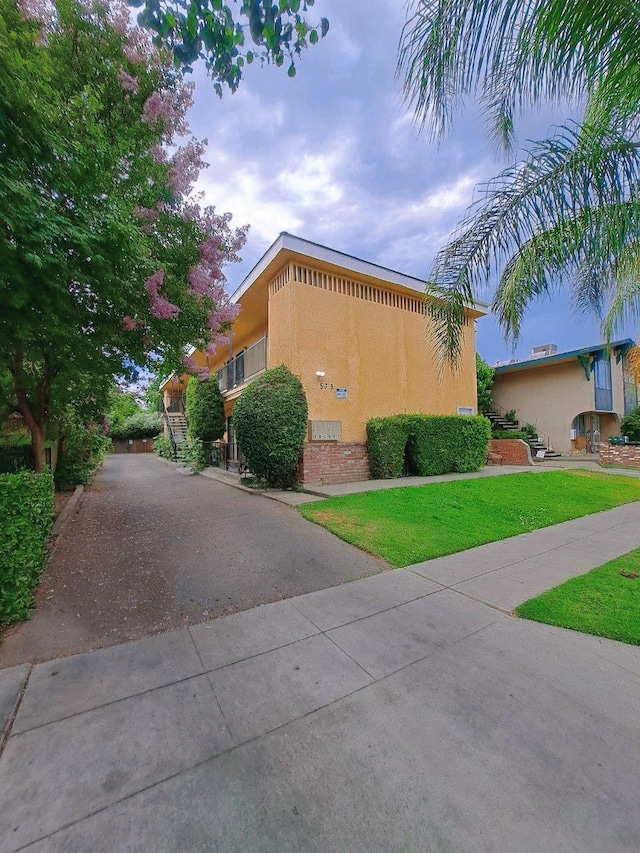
[599,443,640,469]
[298,441,370,486]
[486,439,533,467]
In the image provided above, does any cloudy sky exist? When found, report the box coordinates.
[186,0,630,364]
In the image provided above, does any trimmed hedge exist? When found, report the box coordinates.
[366,414,491,479]
[186,376,225,442]
[0,469,54,625]
[233,365,308,488]
[366,417,408,479]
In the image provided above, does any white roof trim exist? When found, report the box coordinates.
[230,232,489,312]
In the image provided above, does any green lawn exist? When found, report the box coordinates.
[516,548,640,645]
[299,470,640,567]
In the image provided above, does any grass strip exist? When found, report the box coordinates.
[515,548,640,645]
[299,470,640,567]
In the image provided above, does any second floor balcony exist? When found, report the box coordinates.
[217,335,267,393]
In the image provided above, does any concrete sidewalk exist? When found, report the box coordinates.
[308,461,640,498]
[301,463,545,498]
[1,503,640,851]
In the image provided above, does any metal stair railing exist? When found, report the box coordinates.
[160,402,179,459]
[485,403,555,453]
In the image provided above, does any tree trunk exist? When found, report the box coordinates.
[30,423,46,473]
[12,350,49,473]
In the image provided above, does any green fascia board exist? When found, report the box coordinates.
[494,338,634,376]
[577,354,592,381]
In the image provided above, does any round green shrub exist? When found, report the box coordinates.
[233,365,308,488]
[621,406,640,442]
[185,376,225,441]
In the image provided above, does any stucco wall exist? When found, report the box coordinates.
[493,359,623,455]
[267,276,478,442]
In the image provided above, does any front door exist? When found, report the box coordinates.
[587,414,601,452]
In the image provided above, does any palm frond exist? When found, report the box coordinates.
[425,121,640,361]
[398,0,640,147]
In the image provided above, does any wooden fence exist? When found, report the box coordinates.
[111,438,156,454]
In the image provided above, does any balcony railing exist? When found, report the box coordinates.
[217,336,267,393]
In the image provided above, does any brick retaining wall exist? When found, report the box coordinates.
[486,439,533,467]
[599,442,640,469]
[298,441,370,486]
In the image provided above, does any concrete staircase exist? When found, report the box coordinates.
[167,413,188,446]
[484,411,561,459]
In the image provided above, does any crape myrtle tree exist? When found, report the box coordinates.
[398,1,640,364]
[1,0,248,471]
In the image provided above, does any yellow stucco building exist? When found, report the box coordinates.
[161,233,485,484]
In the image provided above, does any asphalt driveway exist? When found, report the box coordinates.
[0,454,383,667]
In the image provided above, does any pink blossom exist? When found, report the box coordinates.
[183,356,210,379]
[167,138,206,196]
[17,0,51,44]
[151,144,167,164]
[123,43,143,64]
[144,270,180,320]
[107,0,129,35]
[118,69,139,94]
[187,264,210,299]
[17,0,50,21]
[142,81,194,139]
[121,315,137,331]
[133,206,159,221]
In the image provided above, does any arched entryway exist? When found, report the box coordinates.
[571,412,620,453]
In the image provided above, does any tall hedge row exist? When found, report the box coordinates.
[0,470,54,625]
[233,365,308,488]
[366,414,491,479]
[185,376,225,441]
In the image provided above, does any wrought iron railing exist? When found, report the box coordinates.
[0,445,35,473]
[217,336,267,393]
[204,441,250,475]
[487,403,554,452]
[160,403,178,459]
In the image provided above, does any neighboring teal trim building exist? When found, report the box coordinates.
[493,340,636,455]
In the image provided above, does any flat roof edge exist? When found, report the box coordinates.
[230,232,487,312]
[494,339,634,373]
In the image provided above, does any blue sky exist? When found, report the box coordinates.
[187,0,632,364]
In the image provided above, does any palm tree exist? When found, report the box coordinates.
[398,0,640,362]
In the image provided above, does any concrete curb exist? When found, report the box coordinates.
[51,485,84,537]
[46,485,85,568]
[198,467,323,506]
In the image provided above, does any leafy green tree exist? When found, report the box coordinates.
[110,411,162,439]
[621,407,640,442]
[399,1,640,362]
[1,0,245,470]
[132,0,329,92]
[475,354,494,414]
[233,365,307,487]
[107,390,142,436]
[185,376,225,441]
